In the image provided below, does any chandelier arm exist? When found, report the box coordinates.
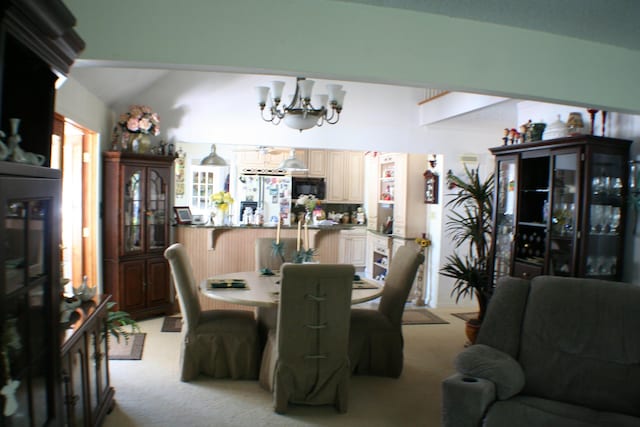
[260,108,274,123]
[325,111,340,125]
[285,77,302,110]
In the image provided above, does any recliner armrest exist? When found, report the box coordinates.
[455,344,525,400]
[442,373,496,427]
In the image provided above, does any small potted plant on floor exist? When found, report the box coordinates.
[440,165,494,344]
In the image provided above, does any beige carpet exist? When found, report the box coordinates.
[103,307,469,427]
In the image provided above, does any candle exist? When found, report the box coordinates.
[276,216,281,244]
[297,218,301,251]
[304,220,309,250]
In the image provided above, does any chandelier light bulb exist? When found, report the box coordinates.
[270,81,285,103]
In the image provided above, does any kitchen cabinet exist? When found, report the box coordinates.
[489,135,631,283]
[235,150,287,170]
[289,149,327,178]
[103,152,175,319]
[60,296,114,427]
[373,153,427,238]
[325,150,364,203]
[367,232,392,281]
[338,228,367,270]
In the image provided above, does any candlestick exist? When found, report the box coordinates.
[297,219,301,251]
[276,217,281,244]
[304,221,309,250]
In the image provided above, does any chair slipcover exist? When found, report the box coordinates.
[259,263,354,414]
[164,243,259,381]
[349,245,425,377]
[254,237,299,347]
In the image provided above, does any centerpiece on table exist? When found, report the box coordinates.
[210,191,234,226]
[115,105,160,153]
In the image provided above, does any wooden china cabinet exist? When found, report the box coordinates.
[489,135,631,284]
[103,152,175,319]
[1,1,84,425]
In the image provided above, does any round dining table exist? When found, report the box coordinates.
[199,270,383,308]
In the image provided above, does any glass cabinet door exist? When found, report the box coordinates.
[123,166,144,254]
[548,151,579,276]
[147,167,170,251]
[583,152,625,279]
[492,156,517,284]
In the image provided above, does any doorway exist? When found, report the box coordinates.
[51,113,99,291]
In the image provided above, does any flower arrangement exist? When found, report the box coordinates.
[296,194,319,211]
[118,105,160,136]
[211,191,234,212]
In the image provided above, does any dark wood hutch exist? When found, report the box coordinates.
[0,1,115,426]
[489,135,631,284]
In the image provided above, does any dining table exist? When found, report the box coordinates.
[199,270,383,308]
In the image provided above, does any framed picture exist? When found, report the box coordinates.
[174,206,193,224]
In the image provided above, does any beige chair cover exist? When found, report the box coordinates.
[164,243,259,381]
[259,263,354,414]
[254,237,298,272]
[349,245,424,377]
[254,237,299,346]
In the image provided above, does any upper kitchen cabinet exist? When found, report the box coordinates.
[489,135,631,284]
[235,148,287,171]
[1,0,85,166]
[102,152,175,319]
[292,148,327,177]
[325,150,364,203]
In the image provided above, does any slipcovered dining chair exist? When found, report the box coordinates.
[259,263,355,414]
[349,245,424,377]
[254,237,299,346]
[254,237,298,272]
[164,243,259,381]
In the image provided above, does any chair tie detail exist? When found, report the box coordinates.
[305,293,326,302]
[305,322,327,329]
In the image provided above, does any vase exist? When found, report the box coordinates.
[131,134,152,154]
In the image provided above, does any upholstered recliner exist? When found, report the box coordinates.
[164,243,259,381]
[349,245,425,377]
[259,263,354,414]
[442,275,640,427]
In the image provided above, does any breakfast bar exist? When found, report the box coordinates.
[174,223,366,311]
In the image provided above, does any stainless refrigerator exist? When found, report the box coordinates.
[237,173,292,225]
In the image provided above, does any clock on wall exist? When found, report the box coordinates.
[423,169,439,204]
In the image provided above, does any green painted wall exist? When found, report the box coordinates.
[65,0,640,113]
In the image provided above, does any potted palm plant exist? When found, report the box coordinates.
[440,165,494,343]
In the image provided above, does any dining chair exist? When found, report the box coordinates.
[254,237,299,347]
[349,245,425,377]
[254,237,298,272]
[164,243,259,381]
[259,263,355,414]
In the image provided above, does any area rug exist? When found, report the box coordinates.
[108,333,146,360]
[161,316,182,332]
[402,309,449,325]
[451,312,479,322]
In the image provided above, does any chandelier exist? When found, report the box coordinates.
[256,77,345,131]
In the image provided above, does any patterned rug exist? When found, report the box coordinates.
[161,316,182,332]
[108,333,146,360]
[451,312,479,322]
[402,309,449,325]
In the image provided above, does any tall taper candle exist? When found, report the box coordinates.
[304,220,309,250]
[276,216,281,244]
[296,218,301,251]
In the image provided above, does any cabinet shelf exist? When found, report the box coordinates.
[518,221,546,228]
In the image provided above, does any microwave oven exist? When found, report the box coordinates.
[292,177,326,200]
